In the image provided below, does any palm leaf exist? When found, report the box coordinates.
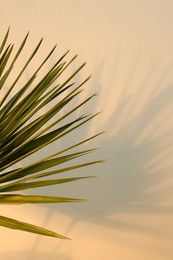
[0,177,92,192]
[0,195,84,204]
[0,215,69,239]
[0,29,103,239]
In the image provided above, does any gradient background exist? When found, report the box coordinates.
[1,1,173,259]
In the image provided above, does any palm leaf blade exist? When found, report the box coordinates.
[0,177,92,192]
[0,195,84,204]
[0,215,69,239]
[0,28,10,55]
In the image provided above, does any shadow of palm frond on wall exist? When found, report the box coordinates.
[37,52,173,245]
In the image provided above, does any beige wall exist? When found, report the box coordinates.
[1,1,173,259]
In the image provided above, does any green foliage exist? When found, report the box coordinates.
[0,29,103,239]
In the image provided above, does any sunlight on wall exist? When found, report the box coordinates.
[1,0,173,259]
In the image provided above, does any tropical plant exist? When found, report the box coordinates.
[0,29,103,239]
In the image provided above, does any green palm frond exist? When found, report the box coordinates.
[0,29,104,239]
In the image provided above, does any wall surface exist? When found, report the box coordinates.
[1,1,173,259]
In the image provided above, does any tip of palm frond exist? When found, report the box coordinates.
[4,27,10,38]
[74,53,78,59]
[99,130,106,135]
[25,31,30,38]
[65,49,70,55]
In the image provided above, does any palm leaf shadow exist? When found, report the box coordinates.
[31,52,173,249]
